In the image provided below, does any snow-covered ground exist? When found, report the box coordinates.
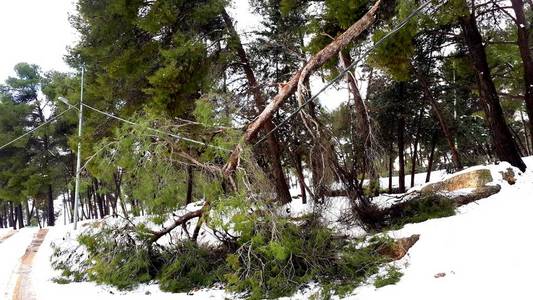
[345,158,533,300]
[1,157,532,299]
[0,227,38,299]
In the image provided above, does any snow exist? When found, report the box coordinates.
[1,157,533,299]
[342,158,533,300]
[0,227,38,299]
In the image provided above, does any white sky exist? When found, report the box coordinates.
[0,0,78,82]
[0,0,346,110]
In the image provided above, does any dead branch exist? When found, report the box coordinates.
[148,203,208,244]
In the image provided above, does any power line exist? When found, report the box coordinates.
[254,0,448,146]
[82,103,231,152]
[0,107,74,151]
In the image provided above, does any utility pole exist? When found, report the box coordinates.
[73,66,84,230]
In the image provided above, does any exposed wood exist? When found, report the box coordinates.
[222,9,292,204]
[223,0,383,175]
[148,204,207,244]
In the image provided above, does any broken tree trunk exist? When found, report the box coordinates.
[222,9,292,204]
[223,0,383,175]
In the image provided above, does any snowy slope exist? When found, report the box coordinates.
[1,157,531,299]
[346,158,533,300]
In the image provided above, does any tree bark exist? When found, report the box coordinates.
[520,110,532,155]
[411,108,423,188]
[222,9,292,204]
[388,141,394,193]
[459,10,527,171]
[9,201,15,229]
[510,0,533,149]
[47,184,55,226]
[16,203,24,229]
[224,0,383,175]
[186,166,194,205]
[293,150,307,204]
[426,130,438,183]
[398,114,406,193]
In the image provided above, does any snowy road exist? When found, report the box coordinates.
[0,227,38,299]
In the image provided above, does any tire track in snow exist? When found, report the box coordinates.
[12,228,48,300]
[0,228,38,299]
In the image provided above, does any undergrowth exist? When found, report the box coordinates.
[374,266,403,288]
[385,193,457,229]
[51,215,397,299]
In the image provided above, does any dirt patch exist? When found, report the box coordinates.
[12,228,48,300]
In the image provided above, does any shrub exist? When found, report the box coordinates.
[77,227,157,290]
[158,242,227,292]
[224,215,391,299]
[386,193,456,228]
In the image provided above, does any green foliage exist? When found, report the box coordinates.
[368,0,418,81]
[77,226,156,290]
[388,194,457,229]
[222,214,391,299]
[374,266,403,288]
[159,242,227,292]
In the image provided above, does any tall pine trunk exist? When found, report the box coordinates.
[510,0,533,150]
[459,11,527,171]
[411,108,423,187]
[398,114,406,193]
[426,130,438,183]
[47,184,55,226]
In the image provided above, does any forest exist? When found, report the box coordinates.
[0,0,532,299]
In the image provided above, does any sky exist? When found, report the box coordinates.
[0,0,78,82]
[0,0,347,110]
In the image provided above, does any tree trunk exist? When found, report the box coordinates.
[398,115,406,193]
[9,202,15,229]
[222,9,292,204]
[415,70,462,170]
[293,150,307,204]
[510,0,533,150]
[411,108,423,188]
[224,0,383,175]
[16,203,24,229]
[426,130,438,183]
[388,140,394,193]
[459,10,527,171]
[186,166,194,205]
[47,184,55,226]
[93,179,105,218]
[521,110,532,155]
[24,200,31,226]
